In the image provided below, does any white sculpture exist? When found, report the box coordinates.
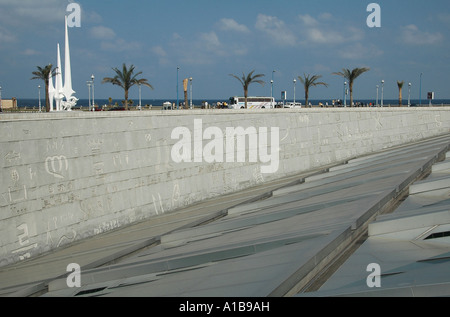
[49,16,78,111]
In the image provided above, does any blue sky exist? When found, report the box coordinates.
[0,0,449,102]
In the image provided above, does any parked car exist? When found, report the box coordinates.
[108,107,126,111]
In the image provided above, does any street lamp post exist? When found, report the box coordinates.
[408,83,412,107]
[0,86,2,112]
[293,78,296,105]
[91,74,95,111]
[38,85,42,112]
[139,83,142,110]
[87,81,92,111]
[344,82,347,107]
[189,77,193,109]
[419,73,423,106]
[271,80,274,100]
[177,67,180,110]
[381,80,385,107]
[271,70,276,98]
[376,85,379,107]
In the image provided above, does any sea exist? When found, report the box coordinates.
[10,98,450,109]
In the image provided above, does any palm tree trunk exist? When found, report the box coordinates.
[124,89,129,110]
[305,90,309,108]
[399,89,403,107]
[350,84,354,107]
[45,79,50,112]
[244,88,248,109]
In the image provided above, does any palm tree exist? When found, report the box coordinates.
[397,81,404,107]
[31,64,57,112]
[332,67,370,107]
[298,74,328,107]
[229,70,265,109]
[102,64,154,110]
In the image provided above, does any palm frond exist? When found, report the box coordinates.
[30,64,56,81]
[102,63,153,110]
[332,67,370,107]
[229,74,244,86]
[229,70,265,108]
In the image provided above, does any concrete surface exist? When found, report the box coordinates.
[1,132,449,297]
[1,108,450,268]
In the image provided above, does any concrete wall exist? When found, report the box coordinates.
[1,108,450,267]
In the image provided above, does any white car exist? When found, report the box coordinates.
[286,102,302,108]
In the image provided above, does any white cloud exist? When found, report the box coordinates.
[0,26,15,43]
[401,24,443,45]
[100,37,142,53]
[338,43,383,60]
[88,25,141,53]
[307,28,338,44]
[0,0,65,26]
[201,31,221,50]
[232,47,248,56]
[168,28,248,66]
[298,14,364,45]
[319,12,333,20]
[218,18,250,33]
[177,31,224,65]
[255,14,297,46]
[298,14,319,27]
[312,64,332,73]
[90,26,116,40]
[152,46,167,57]
[22,49,41,56]
[152,45,169,65]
